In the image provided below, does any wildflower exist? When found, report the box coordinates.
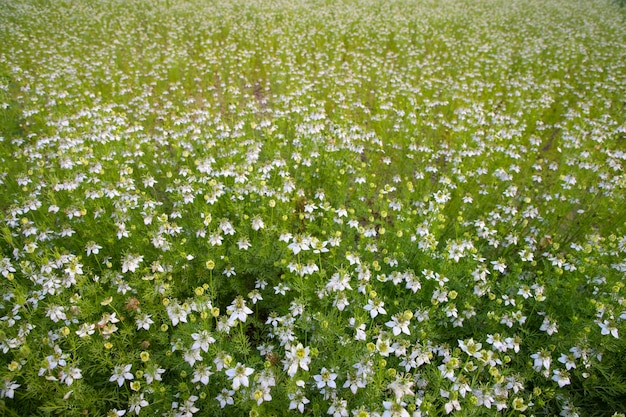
[213,353,233,372]
[558,352,577,370]
[531,350,552,372]
[183,348,203,367]
[191,330,216,352]
[135,314,154,330]
[441,389,461,414]
[540,316,559,335]
[174,395,199,415]
[0,258,16,277]
[350,318,367,341]
[552,368,571,387]
[382,400,410,417]
[248,289,263,304]
[143,365,165,384]
[1,379,20,399]
[333,293,350,311]
[491,258,507,273]
[128,393,148,415]
[258,368,276,388]
[252,385,272,405]
[76,323,95,338]
[597,319,619,338]
[216,388,235,408]
[284,342,312,376]
[288,388,310,413]
[438,357,460,381]
[85,241,102,256]
[328,397,348,417]
[60,367,83,386]
[237,237,251,250]
[192,364,213,385]
[46,305,67,323]
[385,311,411,336]
[274,283,290,295]
[473,388,494,409]
[346,252,360,265]
[512,397,528,411]
[226,296,253,324]
[225,362,254,390]
[364,298,387,318]
[288,234,311,254]
[110,364,134,386]
[376,337,395,357]
[314,367,338,389]
[251,215,265,230]
[166,301,189,326]
[388,375,414,400]
[219,218,235,235]
[121,254,143,273]
[458,338,482,358]
[208,232,223,246]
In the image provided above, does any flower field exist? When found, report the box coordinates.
[1,0,626,415]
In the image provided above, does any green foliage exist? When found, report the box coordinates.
[0,0,625,416]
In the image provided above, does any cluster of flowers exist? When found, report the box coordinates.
[1,0,625,416]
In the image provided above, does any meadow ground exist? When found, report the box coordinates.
[1,0,626,416]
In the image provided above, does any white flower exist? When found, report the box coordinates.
[237,237,251,250]
[144,365,165,384]
[385,313,411,336]
[388,376,414,401]
[530,350,551,372]
[458,338,482,358]
[491,258,507,273]
[343,372,366,394]
[110,364,134,386]
[382,400,410,417]
[327,397,348,417]
[60,367,83,386]
[1,379,20,399]
[192,364,214,385]
[326,272,352,292]
[284,343,311,377]
[288,388,310,413]
[128,393,148,415]
[46,305,67,323]
[136,314,154,331]
[85,241,102,256]
[558,353,577,370]
[216,388,235,408]
[597,319,619,338]
[121,254,143,273]
[219,219,235,235]
[208,232,223,246]
[166,301,189,326]
[191,330,216,352]
[313,367,338,389]
[376,337,395,357]
[251,385,272,405]
[540,316,558,335]
[552,368,571,387]
[251,215,265,231]
[76,323,95,338]
[183,348,203,367]
[227,296,253,324]
[288,234,310,255]
[225,362,254,390]
[0,258,16,277]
